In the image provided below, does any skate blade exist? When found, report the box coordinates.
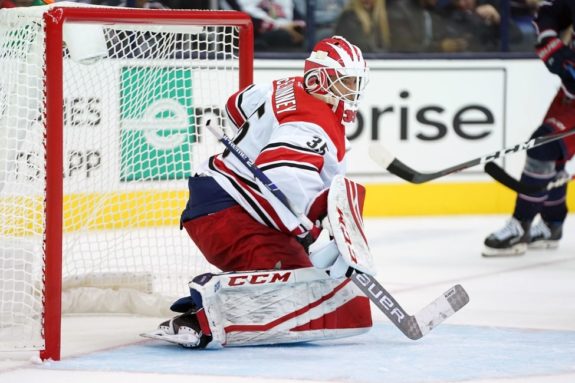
[528,240,560,250]
[481,243,527,257]
[140,329,200,348]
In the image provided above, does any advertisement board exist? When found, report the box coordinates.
[347,67,505,176]
[253,59,564,181]
[119,66,195,182]
[4,58,571,215]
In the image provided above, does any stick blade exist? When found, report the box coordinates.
[445,284,470,312]
[484,162,543,195]
[409,284,470,339]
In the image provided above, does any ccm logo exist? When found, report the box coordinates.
[355,273,406,323]
[228,271,292,286]
[337,207,358,264]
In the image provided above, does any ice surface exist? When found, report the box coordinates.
[1,215,574,383]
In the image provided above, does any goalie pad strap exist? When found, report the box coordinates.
[195,308,212,337]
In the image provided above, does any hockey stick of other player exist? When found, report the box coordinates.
[206,121,469,340]
[369,128,575,184]
[484,161,574,195]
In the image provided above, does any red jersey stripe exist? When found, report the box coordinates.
[226,89,247,128]
[256,146,324,172]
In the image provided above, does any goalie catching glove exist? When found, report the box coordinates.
[308,175,376,278]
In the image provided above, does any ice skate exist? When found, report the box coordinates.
[528,220,562,249]
[140,310,211,349]
[482,218,531,257]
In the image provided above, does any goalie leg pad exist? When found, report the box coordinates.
[189,268,372,347]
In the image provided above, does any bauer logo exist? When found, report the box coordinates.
[119,67,194,181]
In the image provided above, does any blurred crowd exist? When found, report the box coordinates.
[0,0,540,53]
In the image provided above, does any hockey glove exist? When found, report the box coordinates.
[536,37,575,82]
[308,219,355,279]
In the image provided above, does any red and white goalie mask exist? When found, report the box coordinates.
[303,36,369,122]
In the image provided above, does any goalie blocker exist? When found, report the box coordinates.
[309,175,375,278]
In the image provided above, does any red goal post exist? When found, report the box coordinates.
[0,4,253,361]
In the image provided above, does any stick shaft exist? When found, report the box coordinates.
[372,129,575,184]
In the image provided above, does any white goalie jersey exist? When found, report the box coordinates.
[198,76,350,236]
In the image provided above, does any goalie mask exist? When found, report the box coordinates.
[304,36,369,116]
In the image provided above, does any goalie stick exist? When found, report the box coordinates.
[369,129,575,184]
[206,121,469,340]
[352,274,468,340]
[484,161,574,195]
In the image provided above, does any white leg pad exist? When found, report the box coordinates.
[189,267,371,347]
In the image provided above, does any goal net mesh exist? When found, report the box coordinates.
[0,5,244,350]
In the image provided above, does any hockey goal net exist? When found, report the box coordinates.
[0,4,252,360]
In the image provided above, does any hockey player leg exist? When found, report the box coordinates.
[143,268,371,348]
[530,167,568,249]
[197,268,371,347]
[482,159,550,257]
[483,125,562,257]
[529,88,575,249]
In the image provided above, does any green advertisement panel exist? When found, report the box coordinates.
[120,67,194,181]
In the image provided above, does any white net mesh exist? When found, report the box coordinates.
[0,5,246,351]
